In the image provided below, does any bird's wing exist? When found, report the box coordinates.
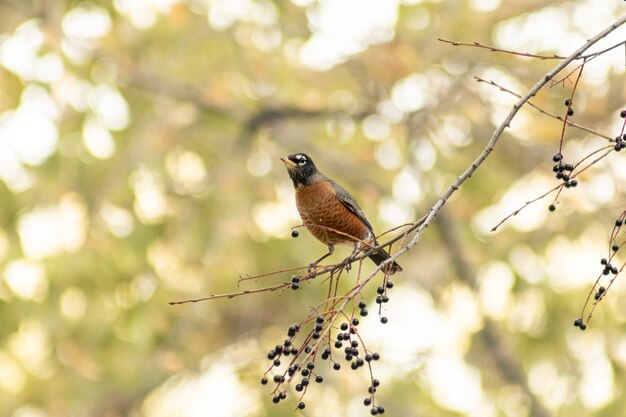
[328,179,375,236]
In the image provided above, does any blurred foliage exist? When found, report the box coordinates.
[0,1,625,417]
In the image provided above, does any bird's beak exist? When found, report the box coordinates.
[281,157,296,168]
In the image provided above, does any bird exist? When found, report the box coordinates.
[281,153,401,275]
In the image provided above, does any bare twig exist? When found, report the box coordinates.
[391,15,626,260]
[474,77,613,141]
[438,38,566,60]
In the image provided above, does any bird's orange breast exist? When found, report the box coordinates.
[295,181,371,245]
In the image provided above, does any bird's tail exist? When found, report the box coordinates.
[368,249,402,275]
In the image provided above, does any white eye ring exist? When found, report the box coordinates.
[296,155,307,165]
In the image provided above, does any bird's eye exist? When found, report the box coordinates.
[296,155,307,165]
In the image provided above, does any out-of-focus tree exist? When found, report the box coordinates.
[0,1,624,416]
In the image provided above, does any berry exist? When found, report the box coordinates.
[333,363,341,370]
[352,318,360,326]
[291,276,300,283]
[564,98,571,106]
[377,406,386,414]
[358,301,367,309]
[365,354,373,362]
[371,407,379,415]
[295,384,303,392]
[273,359,281,366]
[334,341,343,348]
[340,323,349,331]
[386,281,394,289]
[291,282,299,290]
[548,204,556,212]
[601,258,608,265]
[315,375,323,383]
[273,375,284,383]
[552,152,563,162]
[372,353,380,360]
[304,346,312,354]
[616,219,623,227]
[298,402,305,409]
[573,318,584,328]
[612,244,619,252]
[567,108,574,116]
[620,110,626,118]
[301,369,309,377]
[306,362,315,370]
[291,229,299,238]
[381,295,389,303]
[599,286,606,294]
[380,316,388,324]
[376,286,385,294]
[261,377,268,385]
[364,398,372,406]
[360,309,368,317]
[351,362,358,370]
[272,396,280,404]
[301,378,309,386]
[569,179,578,187]
[372,379,380,387]
[316,316,324,324]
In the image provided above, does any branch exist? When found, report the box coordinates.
[393,15,626,262]
[474,76,613,141]
[438,38,566,60]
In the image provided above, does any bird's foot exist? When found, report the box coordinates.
[307,262,317,273]
[342,256,355,272]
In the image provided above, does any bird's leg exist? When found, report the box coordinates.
[343,243,361,272]
[308,245,334,272]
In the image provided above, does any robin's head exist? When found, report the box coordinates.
[281,153,318,187]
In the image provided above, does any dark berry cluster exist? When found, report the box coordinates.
[374,279,393,324]
[290,275,300,290]
[551,153,577,187]
[564,98,575,116]
[261,310,384,412]
[573,318,587,331]
[613,134,626,151]
[594,286,606,301]
[600,257,618,276]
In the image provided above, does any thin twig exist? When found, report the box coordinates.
[438,38,566,60]
[474,76,613,141]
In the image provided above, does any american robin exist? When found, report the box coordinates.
[281,153,401,274]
